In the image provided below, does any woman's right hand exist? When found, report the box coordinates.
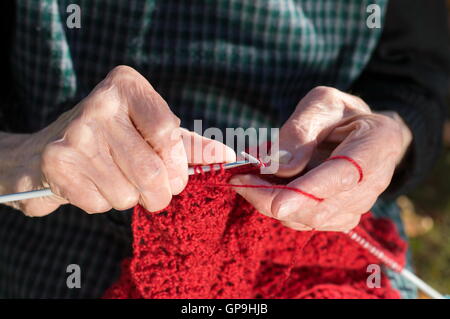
[1,66,235,216]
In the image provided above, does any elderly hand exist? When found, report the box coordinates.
[2,66,235,216]
[230,86,412,231]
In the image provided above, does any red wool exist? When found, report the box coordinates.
[104,165,407,299]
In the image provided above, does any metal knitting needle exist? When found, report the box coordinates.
[0,152,260,204]
[191,151,260,174]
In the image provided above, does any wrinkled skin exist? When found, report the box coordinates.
[230,87,412,231]
[2,67,412,232]
[1,66,235,216]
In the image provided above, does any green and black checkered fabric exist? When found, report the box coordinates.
[11,0,386,131]
[0,0,416,298]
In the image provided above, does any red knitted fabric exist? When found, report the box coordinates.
[104,166,407,299]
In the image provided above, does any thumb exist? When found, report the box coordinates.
[272,110,342,178]
[272,88,356,177]
[180,129,236,164]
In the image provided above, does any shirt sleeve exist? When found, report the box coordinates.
[351,0,450,199]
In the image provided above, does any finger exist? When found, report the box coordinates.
[82,147,140,211]
[269,156,361,222]
[20,194,68,217]
[326,114,401,186]
[275,155,361,209]
[180,129,236,164]
[273,87,370,177]
[106,119,172,211]
[271,114,400,221]
[228,174,280,218]
[160,132,189,195]
[40,142,112,214]
[281,220,314,231]
[230,173,325,224]
[230,173,354,231]
[66,184,112,214]
[50,173,111,214]
[112,67,188,194]
[317,214,361,232]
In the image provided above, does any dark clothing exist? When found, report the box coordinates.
[0,0,448,298]
[353,0,450,198]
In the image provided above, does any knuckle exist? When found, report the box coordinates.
[86,200,112,214]
[156,195,172,211]
[95,66,144,104]
[142,191,172,213]
[41,144,58,170]
[19,201,53,217]
[152,122,180,144]
[283,221,312,231]
[137,163,167,191]
[64,118,93,142]
[171,114,181,128]
[338,168,359,190]
[107,65,139,82]
[41,143,71,174]
[310,86,339,98]
[301,86,345,116]
[85,86,122,116]
[304,213,326,229]
[115,189,140,211]
[351,116,377,132]
[170,176,188,195]
[20,201,37,217]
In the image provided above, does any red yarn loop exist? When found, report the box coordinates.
[326,156,364,183]
[191,160,324,202]
[257,157,267,168]
[208,183,324,202]
[190,155,363,203]
[193,165,204,175]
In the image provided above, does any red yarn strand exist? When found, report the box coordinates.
[326,155,364,183]
[203,182,324,202]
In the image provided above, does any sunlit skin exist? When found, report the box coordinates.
[0,66,236,216]
[230,86,412,231]
[0,67,412,233]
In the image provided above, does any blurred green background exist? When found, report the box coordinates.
[406,120,450,295]
[399,1,450,296]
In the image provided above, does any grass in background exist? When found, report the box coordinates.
[408,152,450,294]
[404,0,450,297]
[407,125,450,294]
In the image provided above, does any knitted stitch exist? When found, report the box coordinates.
[2,0,389,297]
[104,165,406,299]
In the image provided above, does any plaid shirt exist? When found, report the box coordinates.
[0,0,416,298]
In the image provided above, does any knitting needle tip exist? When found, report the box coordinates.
[240,151,261,166]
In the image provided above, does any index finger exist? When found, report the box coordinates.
[271,114,401,219]
[109,66,188,194]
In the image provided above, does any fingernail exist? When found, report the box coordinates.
[276,200,297,219]
[270,150,292,164]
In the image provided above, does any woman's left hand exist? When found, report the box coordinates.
[230,86,412,231]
